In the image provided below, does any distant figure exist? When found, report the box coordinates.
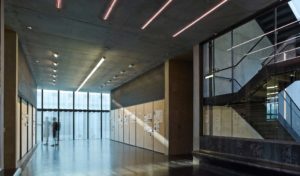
[43,117,50,145]
[51,117,60,146]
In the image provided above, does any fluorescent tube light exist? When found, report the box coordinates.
[267,92,278,96]
[205,74,214,79]
[141,0,173,30]
[76,57,105,92]
[56,0,63,9]
[103,0,118,20]
[267,86,278,89]
[173,0,228,37]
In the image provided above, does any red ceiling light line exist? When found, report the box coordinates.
[141,0,173,30]
[103,0,118,20]
[55,0,63,10]
[172,0,228,37]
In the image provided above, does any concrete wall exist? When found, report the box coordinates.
[18,46,37,106]
[203,106,263,139]
[111,64,164,109]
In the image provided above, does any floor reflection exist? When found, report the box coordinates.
[21,140,260,176]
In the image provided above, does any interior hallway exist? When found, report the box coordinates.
[19,140,264,176]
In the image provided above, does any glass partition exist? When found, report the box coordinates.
[203,1,300,142]
[60,91,73,109]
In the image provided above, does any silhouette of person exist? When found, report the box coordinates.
[51,117,60,146]
[43,117,50,145]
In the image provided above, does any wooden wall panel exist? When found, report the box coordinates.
[114,110,119,141]
[123,107,130,144]
[128,106,136,146]
[153,100,166,154]
[136,104,144,148]
[110,110,115,140]
[118,108,124,142]
[21,100,27,157]
[28,105,32,150]
[143,102,153,151]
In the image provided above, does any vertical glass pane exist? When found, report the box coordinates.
[37,89,42,109]
[37,111,42,144]
[89,93,101,110]
[60,91,73,109]
[59,112,73,140]
[102,93,110,110]
[33,107,36,145]
[28,105,32,150]
[75,112,87,140]
[102,112,110,139]
[43,111,58,144]
[21,100,27,157]
[89,112,100,139]
[43,90,58,109]
[75,92,87,109]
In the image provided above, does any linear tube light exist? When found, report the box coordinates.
[103,0,118,20]
[227,20,299,51]
[141,0,173,30]
[267,92,278,96]
[205,74,214,79]
[267,86,278,89]
[56,0,63,10]
[76,57,106,92]
[173,0,228,37]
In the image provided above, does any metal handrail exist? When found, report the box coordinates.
[277,90,300,119]
[214,76,242,88]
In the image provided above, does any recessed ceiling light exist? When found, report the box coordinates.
[27,26,32,30]
[52,74,57,78]
[107,80,112,83]
[172,0,228,37]
[113,75,118,79]
[53,69,57,73]
[120,70,125,74]
[53,53,59,58]
[35,60,40,63]
[128,64,134,68]
[141,0,173,30]
[56,0,63,10]
[103,0,118,20]
[53,79,56,82]
[53,62,58,66]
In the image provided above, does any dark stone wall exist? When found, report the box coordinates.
[18,46,37,106]
[200,136,300,166]
[111,64,164,109]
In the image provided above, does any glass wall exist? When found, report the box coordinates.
[37,89,111,141]
[202,1,300,142]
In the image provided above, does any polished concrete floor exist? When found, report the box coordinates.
[21,140,272,176]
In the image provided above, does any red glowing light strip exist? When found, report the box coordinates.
[56,0,63,9]
[142,0,173,30]
[103,0,118,20]
[173,0,228,37]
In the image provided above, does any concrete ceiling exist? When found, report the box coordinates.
[5,0,278,92]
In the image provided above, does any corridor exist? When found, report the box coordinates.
[20,140,256,176]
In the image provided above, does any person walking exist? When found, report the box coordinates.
[43,117,50,145]
[51,117,60,146]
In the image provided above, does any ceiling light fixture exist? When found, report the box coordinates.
[76,57,106,92]
[53,53,59,58]
[120,70,125,74]
[53,69,57,73]
[173,0,228,37]
[267,92,278,96]
[141,0,173,30]
[205,74,214,79]
[56,0,63,10]
[128,64,134,68]
[227,20,299,51]
[267,86,278,89]
[27,26,32,30]
[103,0,118,20]
[52,74,57,78]
[53,79,56,82]
[53,62,58,66]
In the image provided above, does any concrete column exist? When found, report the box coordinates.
[4,29,18,173]
[193,44,203,151]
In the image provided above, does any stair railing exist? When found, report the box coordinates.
[277,90,300,138]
